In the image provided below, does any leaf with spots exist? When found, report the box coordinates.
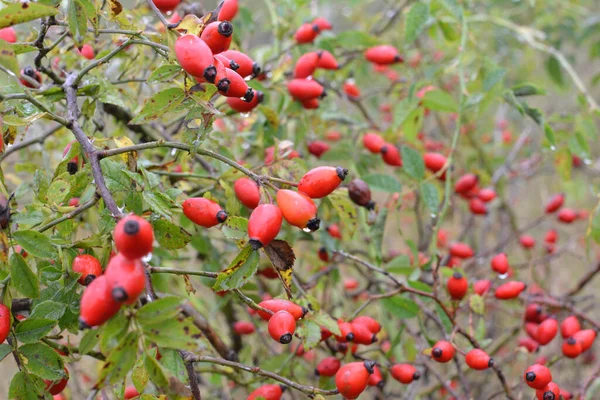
[98,331,139,386]
[14,318,56,343]
[139,317,202,351]
[19,343,64,380]
[130,88,186,125]
[0,40,18,75]
[13,230,57,259]
[326,190,357,238]
[132,356,149,393]
[147,64,182,84]
[137,296,184,325]
[67,0,87,46]
[221,216,248,240]
[213,245,259,291]
[0,3,58,29]
[264,240,295,299]
[298,320,322,350]
[152,219,191,250]
[47,178,71,205]
[9,371,45,400]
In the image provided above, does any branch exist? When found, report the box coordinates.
[37,194,100,232]
[0,124,62,162]
[565,261,600,297]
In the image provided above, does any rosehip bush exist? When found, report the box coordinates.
[0,0,599,399]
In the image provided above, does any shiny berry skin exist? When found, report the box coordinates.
[352,316,380,333]
[0,304,10,343]
[335,361,375,399]
[301,98,319,109]
[307,140,330,158]
[218,0,238,21]
[248,204,283,249]
[183,197,228,228]
[200,21,233,54]
[536,382,560,400]
[525,303,543,322]
[524,364,552,389]
[363,133,385,153]
[79,44,95,60]
[276,189,320,231]
[562,337,582,358]
[545,229,558,244]
[469,198,488,215]
[287,79,325,101]
[520,235,536,249]
[45,368,69,395]
[334,320,354,343]
[20,66,42,88]
[257,299,307,321]
[367,365,384,388]
[228,90,264,112]
[525,323,540,341]
[315,356,341,377]
[313,17,332,30]
[350,320,377,345]
[424,152,448,173]
[317,50,338,69]
[152,0,180,12]
[557,208,577,223]
[247,384,284,400]
[491,253,509,274]
[449,242,474,259]
[113,215,154,260]
[233,321,255,335]
[447,272,468,300]
[298,166,348,198]
[478,188,497,202]
[72,254,102,286]
[573,329,596,351]
[536,318,558,345]
[295,23,319,43]
[391,364,420,384]
[220,50,256,78]
[175,34,214,77]
[431,340,455,363]
[294,52,319,79]
[104,253,146,304]
[381,143,402,166]
[214,53,240,71]
[545,193,564,213]
[465,349,493,370]
[0,27,17,43]
[347,179,374,209]
[234,178,261,209]
[455,174,478,194]
[473,279,492,295]
[215,68,254,101]
[79,274,122,328]
[561,316,581,338]
[327,224,342,239]
[495,281,526,300]
[268,310,296,344]
[364,45,402,65]
[343,80,361,98]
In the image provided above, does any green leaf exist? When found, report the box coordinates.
[438,20,458,42]
[386,255,412,275]
[132,356,149,393]
[137,297,184,325]
[0,40,18,75]
[0,3,58,29]
[311,312,341,336]
[143,191,174,218]
[544,123,556,147]
[29,300,66,321]
[10,253,39,298]
[213,245,259,291]
[483,68,506,91]
[152,219,191,250]
[319,30,379,49]
[401,146,425,180]
[100,331,139,385]
[362,174,402,193]
[420,182,440,213]
[327,191,358,238]
[147,64,182,84]
[130,88,186,124]
[79,329,100,355]
[19,343,64,380]
[0,343,12,362]
[13,230,57,259]
[512,82,546,96]
[469,294,485,315]
[221,216,249,240]
[15,318,56,343]
[67,0,87,46]
[546,55,564,87]
[422,90,458,112]
[144,351,169,390]
[435,303,453,333]
[299,320,322,350]
[9,371,44,400]
[382,296,419,319]
[404,2,430,44]
[140,318,202,350]
[46,178,71,205]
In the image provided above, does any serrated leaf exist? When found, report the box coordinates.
[311,312,341,336]
[47,179,71,205]
[79,328,100,355]
[19,343,64,380]
[10,253,39,298]
[469,294,485,315]
[0,3,58,29]
[147,65,182,84]
[67,0,87,45]
[404,2,430,44]
[152,219,191,250]
[213,245,259,291]
[420,182,440,213]
[15,318,56,343]
[9,371,44,400]
[99,331,138,385]
[130,88,186,124]
[137,297,184,325]
[382,296,419,319]
[422,90,458,113]
[133,356,149,393]
[13,230,57,259]
[221,216,248,240]
[327,190,357,238]
[144,352,169,389]
[30,301,66,320]
[299,320,322,350]
[143,191,173,218]
[362,174,402,193]
[401,146,425,180]
[0,40,18,75]
[140,318,202,350]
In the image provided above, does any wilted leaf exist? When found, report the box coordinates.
[0,3,58,29]
[264,240,295,299]
[213,245,259,291]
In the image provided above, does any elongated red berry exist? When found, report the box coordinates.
[0,304,10,343]
[248,384,284,400]
[449,242,474,259]
[295,23,319,43]
[335,320,355,343]
[524,364,552,389]
[268,310,296,344]
[545,193,564,213]
[301,98,319,109]
[297,166,348,198]
[469,198,487,215]
[220,49,257,78]
[216,68,254,101]
[327,224,342,239]
[562,337,582,358]
[152,0,180,12]
[473,279,491,295]
[491,253,509,274]
[381,143,402,166]
[183,197,228,228]
[447,272,468,300]
[519,337,539,353]
[79,44,95,60]
[495,281,526,299]
[218,0,238,21]
[316,356,341,377]
[431,340,455,363]
[352,316,380,334]
[536,382,560,400]
[104,253,146,304]
[561,316,580,338]
[214,53,240,71]
[520,235,535,249]
[79,275,122,328]
[363,133,385,153]
[536,318,558,345]
[424,152,448,173]
[525,322,540,341]
[307,140,330,158]
[287,79,325,100]
[234,178,260,209]
[248,204,283,249]
[276,190,320,231]
[175,35,214,77]
[343,81,361,99]
[465,349,493,370]
[294,52,319,79]
[200,21,233,54]
[391,364,420,384]
[367,366,384,388]
[525,304,543,322]
[0,27,17,43]
[455,174,478,194]
[557,208,577,223]
[20,66,42,88]
[317,50,338,69]
[561,388,573,400]
[335,361,375,399]
[72,254,102,286]
[573,329,596,351]
[45,368,69,395]
[228,90,263,112]
[350,320,377,345]
[545,229,558,244]
[365,45,402,65]
[113,214,154,259]
[257,299,307,321]
[478,188,496,202]
[233,321,255,335]
[312,17,332,31]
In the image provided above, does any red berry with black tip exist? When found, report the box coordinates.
[228,90,264,112]
[200,21,233,54]
[248,204,283,249]
[318,246,329,262]
[104,253,146,304]
[524,364,552,389]
[20,66,42,88]
[573,329,596,351]
[560,316,580,338]
[183,197,228,228]
[113,214,154,259]
[234,178,260,209]
[350,320,377,345]
[277,189,320,231]
[72,254,102,286]
[535,382,560,400]
[365,45,402,65]
[562,337,582,358]
[431,340,455,363]
[315,356,341,377]
[545,193,564,213]
[317,50,338,69]
[220,49,255,78]
[268,310,296,344]
[367,365,384,388]
[298,166,348,198]
[447,272,468,300]
[79,275,122,328]
[45,368,69,395]
[465,349,493,370]
[0,304,10,343]
[287,79,325,101]
[175,34,214,77]
[294,52,319,79]
[295,23,319,43]
[491,253,509,274]
[312,17,332,31]
[391,364,420,384]
[257,299,307,321]
[363,132,385,153]
[215,68,254,101]
[381,143,402,166]
[336,320,355,342]
[537,318,558,345]
[525,303,543,322]
[335,361,375,399]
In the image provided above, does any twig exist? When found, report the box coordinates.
[37,194,100,232]
[0,125,62,162]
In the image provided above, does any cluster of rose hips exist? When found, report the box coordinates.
[524,364,574,400]
[454,173,497,215]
